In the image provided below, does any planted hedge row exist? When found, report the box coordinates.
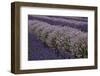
[28,15,88,32]
[29,20,88,58]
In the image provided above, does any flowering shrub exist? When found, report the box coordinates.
[30,20,88,58]
[29,15,88,32]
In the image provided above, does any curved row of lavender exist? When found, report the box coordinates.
[28,15,88,32]
[29,18,88,60]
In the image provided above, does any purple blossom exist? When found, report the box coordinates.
[30,19,88,58]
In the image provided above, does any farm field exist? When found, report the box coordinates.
[28,15,88,60]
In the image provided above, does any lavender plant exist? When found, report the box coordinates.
[30,20,88,58]
[29,15,88,32]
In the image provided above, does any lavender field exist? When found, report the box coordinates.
[28,15,88,60]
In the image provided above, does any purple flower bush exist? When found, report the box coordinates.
[29,15,88,32]
[30,20,88,58]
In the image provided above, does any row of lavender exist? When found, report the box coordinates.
[28,15,88,32]
[29,20,88,58]
[47,16,88,22]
